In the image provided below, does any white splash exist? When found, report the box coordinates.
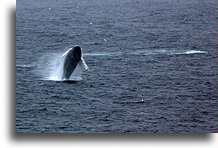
[47,50,83,81]
[37,49,84,81]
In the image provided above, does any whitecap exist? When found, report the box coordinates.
[184,50,207,54]
[131,49,207,56]
[16,64,35,68]
[84,52,123,57]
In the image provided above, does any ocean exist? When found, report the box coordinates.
[16,0,218,133]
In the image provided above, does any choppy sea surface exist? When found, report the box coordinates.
[16,0,218,133]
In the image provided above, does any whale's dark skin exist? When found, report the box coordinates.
[62,46,82,80]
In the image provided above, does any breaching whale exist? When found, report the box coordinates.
[61,46,89,80]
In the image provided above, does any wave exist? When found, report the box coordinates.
[84,52,123,56]
[84,49,207,57]
[132,49,207,56]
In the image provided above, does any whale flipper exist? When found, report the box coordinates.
[79,57,89,71]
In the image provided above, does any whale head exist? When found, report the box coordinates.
[72,46,82,59]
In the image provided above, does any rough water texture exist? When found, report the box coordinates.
[16,0,218,133]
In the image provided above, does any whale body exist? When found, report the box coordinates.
[61,46,89,80]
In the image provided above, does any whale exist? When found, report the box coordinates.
[61,46,89,80]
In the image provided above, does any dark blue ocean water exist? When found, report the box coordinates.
[16,0,218,133]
